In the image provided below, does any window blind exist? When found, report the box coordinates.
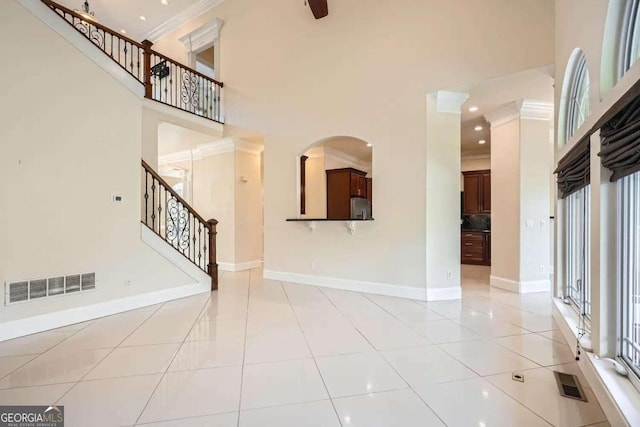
[599,96,640,182]
[555,135,591,199]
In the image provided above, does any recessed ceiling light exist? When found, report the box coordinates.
[161,0,168,4]
[120,29,127,34]
[478,140,486,145]
[139,15,147,21]
[474,125,483,131]
[468,106,479,112]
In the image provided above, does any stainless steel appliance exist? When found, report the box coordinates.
[350,197,371,219]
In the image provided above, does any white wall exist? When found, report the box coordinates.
[234,150,263,264]
[0,1,194,324]
[150,0,554,295]
[490,119,521,282]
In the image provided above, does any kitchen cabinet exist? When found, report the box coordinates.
[461,231,491,265]
[326,168,369,219]
[463,170,491,214]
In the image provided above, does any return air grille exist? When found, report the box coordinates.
[554,371,587,402]
[5,273,96,305]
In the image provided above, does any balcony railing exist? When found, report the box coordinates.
[41,0,224,123]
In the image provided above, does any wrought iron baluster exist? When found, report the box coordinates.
[151,177,156,230]
[144,171,149,225]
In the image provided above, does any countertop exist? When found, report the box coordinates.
[461,229,491,233]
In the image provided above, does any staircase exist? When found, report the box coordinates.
[39,0,220,290]
[41,0,224,123]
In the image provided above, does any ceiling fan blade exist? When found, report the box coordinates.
[308,0,328,19]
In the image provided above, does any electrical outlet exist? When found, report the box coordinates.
[526,220,534,228]
[310,261,315,270]
[540,265,545,273]
[447,271,453,279]
[125,280,131,287]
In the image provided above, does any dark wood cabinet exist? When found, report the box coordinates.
[463,170,491,214]
[326,168,369,219]
[461,231,491,265]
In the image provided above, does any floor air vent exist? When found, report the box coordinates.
[5,273,96,305]
[553,371,587,402]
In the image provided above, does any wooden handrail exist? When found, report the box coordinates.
[141,160,209,225]
[149,48,224,88]
[41,0,143,48]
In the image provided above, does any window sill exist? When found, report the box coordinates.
[552,298,640,426]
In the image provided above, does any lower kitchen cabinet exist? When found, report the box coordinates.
[461,231,491,266]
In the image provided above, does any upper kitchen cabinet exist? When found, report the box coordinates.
[463,170,491,214]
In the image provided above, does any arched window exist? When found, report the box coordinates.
[602,0,640,97]
[560,49,591,145]
[621,0,640,76]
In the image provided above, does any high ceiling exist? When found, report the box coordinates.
[318,136,372,163]
[55,0,221,40]
[158,122,218,156]
[454,65,555,157]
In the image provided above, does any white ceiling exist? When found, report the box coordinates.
[454,65,555,157]
[56,0,214,40]
[317,136,373,163]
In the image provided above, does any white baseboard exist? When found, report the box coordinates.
[490,275,550,293]
[219,260,263,272]
[0,282,209,342]
[426,286,462,301]
[264,270,435,301]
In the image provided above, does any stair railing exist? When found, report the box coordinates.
[41,0,224,123]
[141,160,218,291]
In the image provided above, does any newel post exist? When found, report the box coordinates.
[141,39,153,99]
[207,219,219,291]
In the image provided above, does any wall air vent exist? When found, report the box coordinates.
[5,273,96,305]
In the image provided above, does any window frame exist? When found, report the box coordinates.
[564,185,592,322]
[617,172,640,388]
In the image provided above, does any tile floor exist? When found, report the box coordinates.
[0,266,610,426]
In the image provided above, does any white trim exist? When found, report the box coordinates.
[218,260,263,272]
[434,91,469,114]
[520,100,554,121]
[144,0,226,43]
[553,299,637,427]
[426,286,462,301]
[323,147,371,171]
[0,281,209,342]
[263,270,428,300]
[484,101,522,127]
[490,275,551,293]
[159,138,263,165]
[179,18,224,52]
[17,0,144,99]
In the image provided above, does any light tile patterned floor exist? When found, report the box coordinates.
[0,266,609,426]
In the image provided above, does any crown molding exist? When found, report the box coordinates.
[483,101,523,127]
[234,140,264,156]
[159,138,262,165]
[435,91,469,114]
[520,100,554,121]
[144,0,225,43]
[304,147,324,159]
[485,100,553,126]
[178,18,224,52]
[323,147,371,171]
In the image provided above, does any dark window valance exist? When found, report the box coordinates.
[598,96,640,182]
[555,135,590,199]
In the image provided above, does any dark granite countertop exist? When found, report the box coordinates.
[461,229,491,233]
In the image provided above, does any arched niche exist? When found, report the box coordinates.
[298,136,373,219]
